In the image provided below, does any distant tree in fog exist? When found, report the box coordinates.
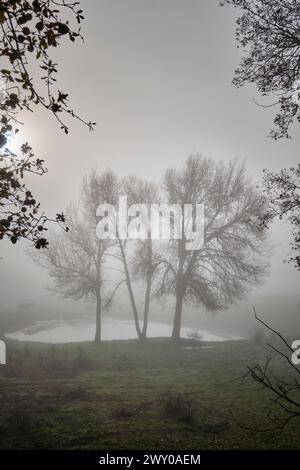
[87,171,161,340]
[81,170,121,341]
[222,0,300,139]
[32,172,118,342]
[40,169,161,342]
[156,154,268,341]
[0,1,94,252]
[120,175,161,339]
[32,159,268,343]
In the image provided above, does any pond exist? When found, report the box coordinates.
[5,317,239,343]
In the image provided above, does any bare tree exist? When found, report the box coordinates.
[101,174,161,340]
[79,170,160,340]
[121,175,161,339]
[259,165,300,269]
[157,154,268,341]
[131,239,158,339]
[31,171,118,342]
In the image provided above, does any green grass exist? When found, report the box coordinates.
[0,338,299,449]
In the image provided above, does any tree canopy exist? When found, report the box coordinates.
[222,0,300,139]
[259,165,300,270]
[0,0,94,250]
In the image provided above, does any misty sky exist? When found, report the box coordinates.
[1,0,300,312]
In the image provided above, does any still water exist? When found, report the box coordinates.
[6,317,238,343]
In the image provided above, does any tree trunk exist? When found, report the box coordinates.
[141,240,153,340]
[95,242,102,343]
[171,288,184,341]
[141,273,151,339]
[119,239,142,339]
[172,239,186,341]
[94,292,101,342]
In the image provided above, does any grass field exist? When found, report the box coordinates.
[0,338,299,450]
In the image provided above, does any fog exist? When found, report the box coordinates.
[1,0,300,340]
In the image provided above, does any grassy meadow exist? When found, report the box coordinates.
[0,338,299,450]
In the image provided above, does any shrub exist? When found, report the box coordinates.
[113,404,136,419]
[187,330,203,341]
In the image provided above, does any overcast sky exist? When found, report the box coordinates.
[1,0,300,312]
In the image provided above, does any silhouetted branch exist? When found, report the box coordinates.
[245,309,300,429]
